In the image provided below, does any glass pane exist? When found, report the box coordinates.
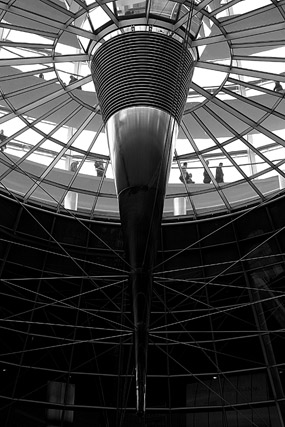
[116,0,146,16]
[89,7,111,30]
[149,0,179,20]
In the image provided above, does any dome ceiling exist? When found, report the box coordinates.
[1,1,285,425]
[0,0,284,218]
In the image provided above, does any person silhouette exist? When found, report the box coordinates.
[94,160,104,177]
[179,162,189,183]
[70,161,79,172]
[203,160,211,183]
[274,81,284,93]
[215,162,224,183]
[69,75,82,89]
[0,129,7,152]
[187,173,195,184]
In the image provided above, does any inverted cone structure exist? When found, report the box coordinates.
[91,30,194,414]
[107,107,177,413]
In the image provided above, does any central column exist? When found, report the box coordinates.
[91,31,194,414]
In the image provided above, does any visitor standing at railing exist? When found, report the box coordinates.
[94,160,105,177]
[215,162,224,183]
[274,81,284,93]
[179,162,189,183]
[0,129,7,152]
[70,161,79,172]
[203,160,211,183]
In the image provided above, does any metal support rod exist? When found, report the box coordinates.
[249,286,285,427]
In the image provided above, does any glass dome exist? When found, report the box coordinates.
[1,2,285,425]
[0,0,284,221]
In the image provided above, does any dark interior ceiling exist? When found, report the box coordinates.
[1,190,285,426]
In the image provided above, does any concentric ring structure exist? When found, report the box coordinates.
[1,1,285,426]
[91,30,194,413]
